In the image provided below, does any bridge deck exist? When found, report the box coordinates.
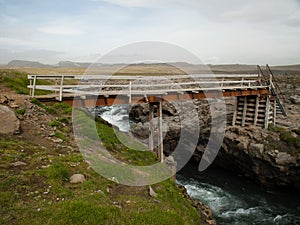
[28,73,270,106]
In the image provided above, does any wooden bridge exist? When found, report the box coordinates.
[27,65,286,161]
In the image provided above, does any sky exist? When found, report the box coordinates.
[0,0,300,65]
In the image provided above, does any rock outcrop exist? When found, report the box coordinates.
[129,98,300,190]
[217,126,300,190]
[0,105,20,134]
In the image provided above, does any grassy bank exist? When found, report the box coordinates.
[0,75,201,225]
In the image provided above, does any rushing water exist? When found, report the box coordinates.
[177,162,300,225]
[97,105,300,225]
[94,105,130,132]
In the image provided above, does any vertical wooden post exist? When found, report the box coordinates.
[32,75,37,97]
[254,96,260,126]
[157,101,164,163]
[264,96,270,129]
[29,78,32,97]
[129,81,132,104]
[232,97,238,126]
[59,75,64,102]
[220,77,224,87]
[149,103,154,151]
[241,97,247,127]
[232,109,237,126]
[240,77,244,87]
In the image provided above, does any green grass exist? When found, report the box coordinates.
[54,102,72,114]
[54,131,66,140]
[16,108,26,115]
[0,69,53,95]
[0,106,200,225]
[44,162,70,181]
[59,116,69,125]
[0,137,200,225]
[269,125,300,146]
[49,119,61,128]
[31,99,58,115]
[73,110,157,166]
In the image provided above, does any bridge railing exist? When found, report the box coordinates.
[27,74,267,101]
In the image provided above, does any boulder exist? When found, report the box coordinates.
[149,185,157,198]
[249,143,264,156]
[0,105,20,134]
[290,95,300,105]
[275,152,297,165]
[70,174,86,184]
[11,161,27,166]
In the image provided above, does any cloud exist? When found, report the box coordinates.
[286,18,300,27]
[0,37,36,47]
[38,25,84,36]
[285,11,300,27]
[219,0,298,23]
[0,49,64,64]
[91,0,172,8]
[0,0,300,65]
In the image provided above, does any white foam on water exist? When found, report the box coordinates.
[220,207,261,218]
[99,105,130,132]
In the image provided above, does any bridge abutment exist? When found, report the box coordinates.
[232,95,276,129]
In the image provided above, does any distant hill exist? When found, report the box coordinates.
[4,60,300,75]
[208,64,300,75]
[7,60,53,68]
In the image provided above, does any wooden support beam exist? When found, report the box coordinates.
[149,103,155,151]
[254,96,260,126]
[264,96,271,129]
[241,97,248,127]
[157,101,164,163]
[232,97,238,126]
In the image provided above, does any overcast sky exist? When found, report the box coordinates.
[0,0,300,65]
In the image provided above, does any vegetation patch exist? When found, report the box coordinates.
[16,108,26,115]
[0,97,200,224]
[0,69,53,95]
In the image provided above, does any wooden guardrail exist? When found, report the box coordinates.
[28,74,267,102]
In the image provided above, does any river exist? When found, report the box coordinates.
[96,105,300,225]
[177,162,300,225]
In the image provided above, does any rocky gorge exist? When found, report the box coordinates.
[129,91,300,190]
